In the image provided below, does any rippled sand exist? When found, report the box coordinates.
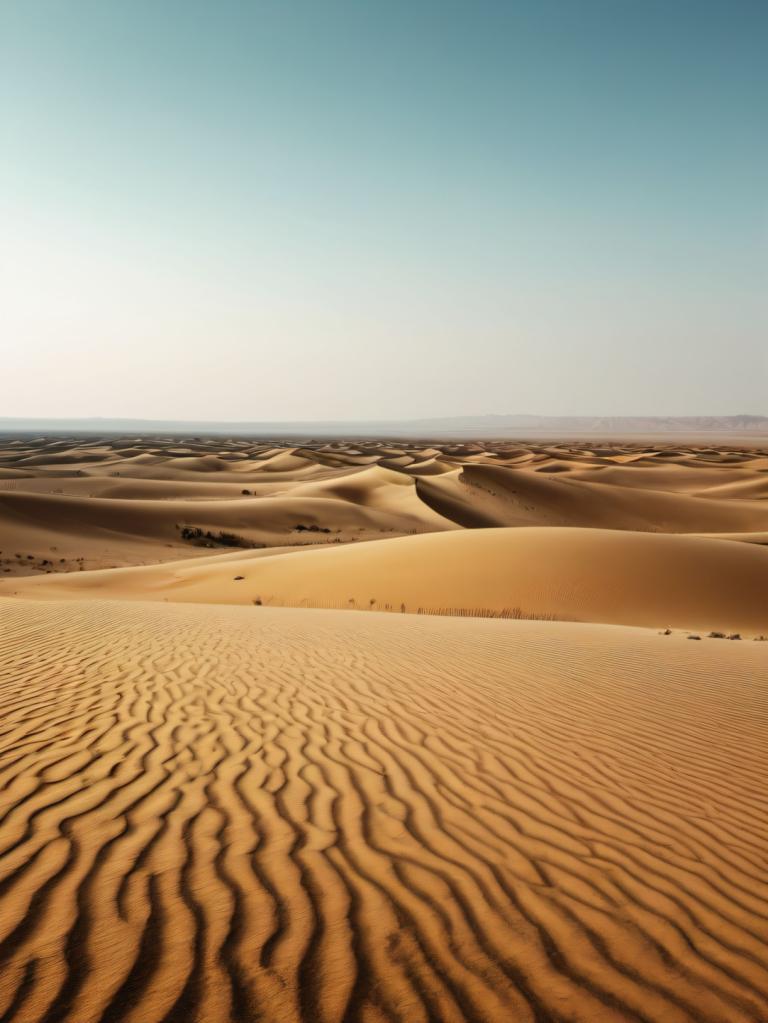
[1,600,767,1022]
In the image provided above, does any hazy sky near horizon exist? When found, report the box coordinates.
[1,0,766,421]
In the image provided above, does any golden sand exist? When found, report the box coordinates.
[1,437,767,1021]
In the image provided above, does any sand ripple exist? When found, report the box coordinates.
[1,600,767,1022]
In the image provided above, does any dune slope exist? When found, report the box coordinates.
[3,437,768,578]
[5,526,767,634]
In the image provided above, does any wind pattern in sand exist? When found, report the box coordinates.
[1,600,767,1023]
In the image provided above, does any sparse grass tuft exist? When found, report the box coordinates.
[178,526,262,549]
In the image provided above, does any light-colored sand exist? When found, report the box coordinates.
[2,437,768,576]
[2,437,768,1022]
[1,599,767,1023]
[4,525,768,634]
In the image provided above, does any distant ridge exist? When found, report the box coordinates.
[1,414,767,438]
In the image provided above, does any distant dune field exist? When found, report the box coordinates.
[1,436,767,1022]
[1,435,767,578]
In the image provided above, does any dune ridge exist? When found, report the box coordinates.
[4,526,767,635]
[2,436,768,1022]
[2,437,768,578]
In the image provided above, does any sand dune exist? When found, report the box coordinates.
[0,487,449,547]
[4,526,767,634]
[0,600,766,1022]
[418,463,768,533]
[0,480,454,575]
[2,436,768,1022]
[2,437,767,578]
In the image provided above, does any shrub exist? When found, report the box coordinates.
[179,526,261,549]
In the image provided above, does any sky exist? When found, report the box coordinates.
[0,0,766,421]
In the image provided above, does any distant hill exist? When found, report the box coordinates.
[404,414,768,436]
[1,414,767,438]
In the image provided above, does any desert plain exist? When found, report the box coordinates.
[0,434,767,1022]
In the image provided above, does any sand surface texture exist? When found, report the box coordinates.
[6,527,767,634]
[2,436,768,581]
[1,437,767,1022]
[2,601,768,1023]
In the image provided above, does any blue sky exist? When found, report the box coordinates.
[1,0,765,419]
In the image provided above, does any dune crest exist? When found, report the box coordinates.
[2,436,768,1021]
[4,526,767,635]
[2,436,768,578]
